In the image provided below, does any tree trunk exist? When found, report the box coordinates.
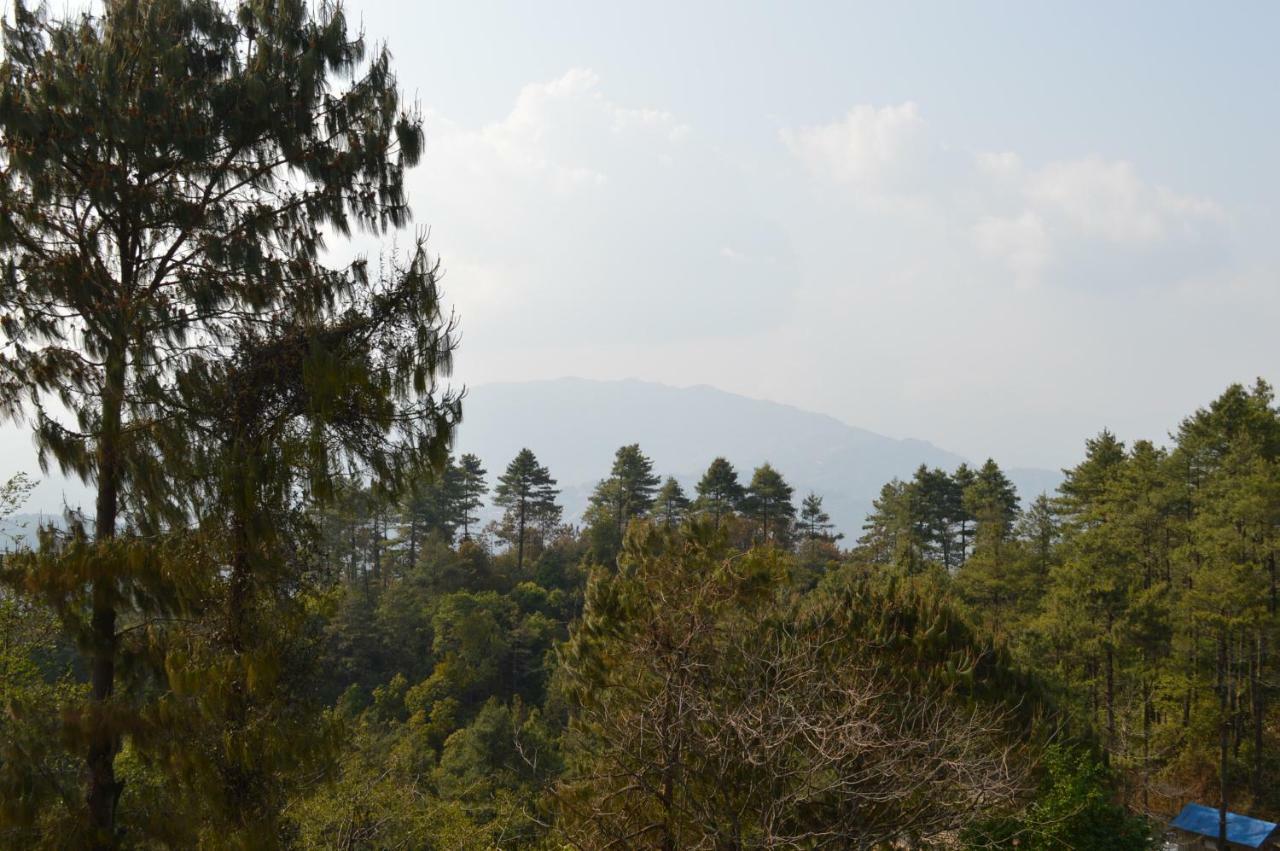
[372,513,382,585]
[516,494,527,573]
[1253,632,1265,798]
[88,347,125,850]
[1142,676,1151,814]
[1218,630,1230,851]
[1105,611,1117,749]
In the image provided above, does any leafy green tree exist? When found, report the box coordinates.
[0,0,431,842]
[0,474,84,844]
[742,463,796,546]
[652,476,692,529]
[694,457,745,525]
[137,247,458,842]
[964,744,1154,851]
[493,449,561,573]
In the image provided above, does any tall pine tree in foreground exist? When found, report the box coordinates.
[0,1,429,844]
[146,259,459,843]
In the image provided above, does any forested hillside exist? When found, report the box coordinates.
[0,2,1275,850]
[5,379,1279,847]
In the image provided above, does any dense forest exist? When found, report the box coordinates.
[0,2,1276,849]
[16,381,1280,849]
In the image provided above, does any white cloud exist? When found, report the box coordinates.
[415,69,796,358]
[973,212,1051,285]
[401,77,1268,476]
[1026,158,1224,245]
[782,102,1231,288]
[975,150,1024,180]
[780,102,925,184]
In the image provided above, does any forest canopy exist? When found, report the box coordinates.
[0,2,1276,851]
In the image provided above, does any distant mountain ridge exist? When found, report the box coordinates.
[455,378,1062,538]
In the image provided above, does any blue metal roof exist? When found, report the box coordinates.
[1170,803,1277,848]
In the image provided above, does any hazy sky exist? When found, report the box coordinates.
[4,1,1280,508]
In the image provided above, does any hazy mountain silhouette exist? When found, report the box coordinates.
[456,378,1062,538]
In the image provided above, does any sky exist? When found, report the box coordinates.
[4,0,1280,508]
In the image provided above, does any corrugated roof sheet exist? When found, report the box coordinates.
[1170,803,1277,848]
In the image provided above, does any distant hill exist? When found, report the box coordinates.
[455,378,1062,538]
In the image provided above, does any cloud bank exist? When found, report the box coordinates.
[402,70,1269,468]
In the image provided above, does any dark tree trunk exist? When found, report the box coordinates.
[1218,630,1230,851]
[88,348,125,850]
[1252,632,1265,798]
[1142,676,1152,813]
[1106,611,1117,749]
[516,493,527,573]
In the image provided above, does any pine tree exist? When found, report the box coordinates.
[1171,382,1280,830]
[585,444,661,562]
[695,457,745,525]
[743,463,796,546]
[0,2,427,843]
[653,477,692,529]
[139,269,458,842]
[798,492,838,544]
[1016,494,1060,579]
[953,463,978,562]
[493,450,561,573]
[914,466,963,569]
[797,492,842,574]
[401,455,466,566]
[457,454,489,541]
[965,459,1020,556]
[858,479,923,572]
[1058,430,1127,518]
[952,462,1026,643]
[593,445,661,531]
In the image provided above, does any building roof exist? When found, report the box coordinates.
[1170,803,1278,848]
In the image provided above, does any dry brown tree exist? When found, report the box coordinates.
[552,521,1039,850]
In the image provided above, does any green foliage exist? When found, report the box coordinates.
[0,8,1273,845]
[652,476,692,529]
[493,449,562,573]
[694,456,745,524]
[859,459,1021,575]
[741,462,797,546]
[964,744,1155,850]
[584,443,661,563]
[456,454,490,541]
[0,0,453,844]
